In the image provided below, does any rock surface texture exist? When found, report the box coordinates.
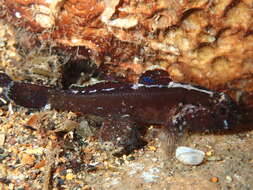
[3,0,253,92]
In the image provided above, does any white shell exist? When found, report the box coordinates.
[175,146,205,165]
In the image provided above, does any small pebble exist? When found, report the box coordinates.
[0,154,7,161]
[0,39,6,48]
[76,120,97,138]
[54,119,79,132]
[175,146,205,165]
[210,176,219,183]
[66,172,75,180]
[0,147,5,154]
[20,153,36,165]
[34,160,46,169]
[226,176,232,183]
[83,185,92,190]
[0,133,5,146]
[0,164,7,178]
[148,146,157,151]
[49,134,58,140]
[127,155,135,161]
[56,177,65,186]
[26,114,40,127]
[206,150,214,157]
[8,183,14,189]
[25,147,44,155]
[206,156,222,161]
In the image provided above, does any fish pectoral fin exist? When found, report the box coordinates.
[99,118,144,156]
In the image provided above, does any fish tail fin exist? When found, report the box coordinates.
[0,72,14,105]
[0,72,13,88]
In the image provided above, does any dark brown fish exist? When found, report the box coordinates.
[0,70,238,154]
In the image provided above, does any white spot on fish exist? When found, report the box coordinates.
[8,103,14,115]
[218,93,226,102]
[167,82,214,95]
[0,97,7,104]
[89,89,97,93]
[131,82,213,95]
[44,104,51,110]
[102,88,115,92]
[121,114,130,118]
[131,84,142,90]
[145,84,163,88]
[223,120,229,129]
[71,90,79,94]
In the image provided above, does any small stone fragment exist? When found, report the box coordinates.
[226,176,232,183]
[21,153,36,165]
[0,133,5,146]
[148,146,157,151]
[76,120,98,138]
[66,173,75,180]
[53,120,79,133]
[0,147,4,154]
[83,185,91,190]
[0,38,6,48]
[26,114,40,127]
[206,156,223,161]
[8,183,14,189]
[25,147,44,155]
[0,164,7,178]
[0,154,7,161]
[175,146,205,165]
[49,134,58,140]
[34,160,46,169]
[206,150,214,157]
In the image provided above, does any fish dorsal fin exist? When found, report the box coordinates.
[138,69,172,85]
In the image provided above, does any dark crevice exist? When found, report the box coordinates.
[223,0,241,17]
[180,8,203,22]
[60,58,97,89]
